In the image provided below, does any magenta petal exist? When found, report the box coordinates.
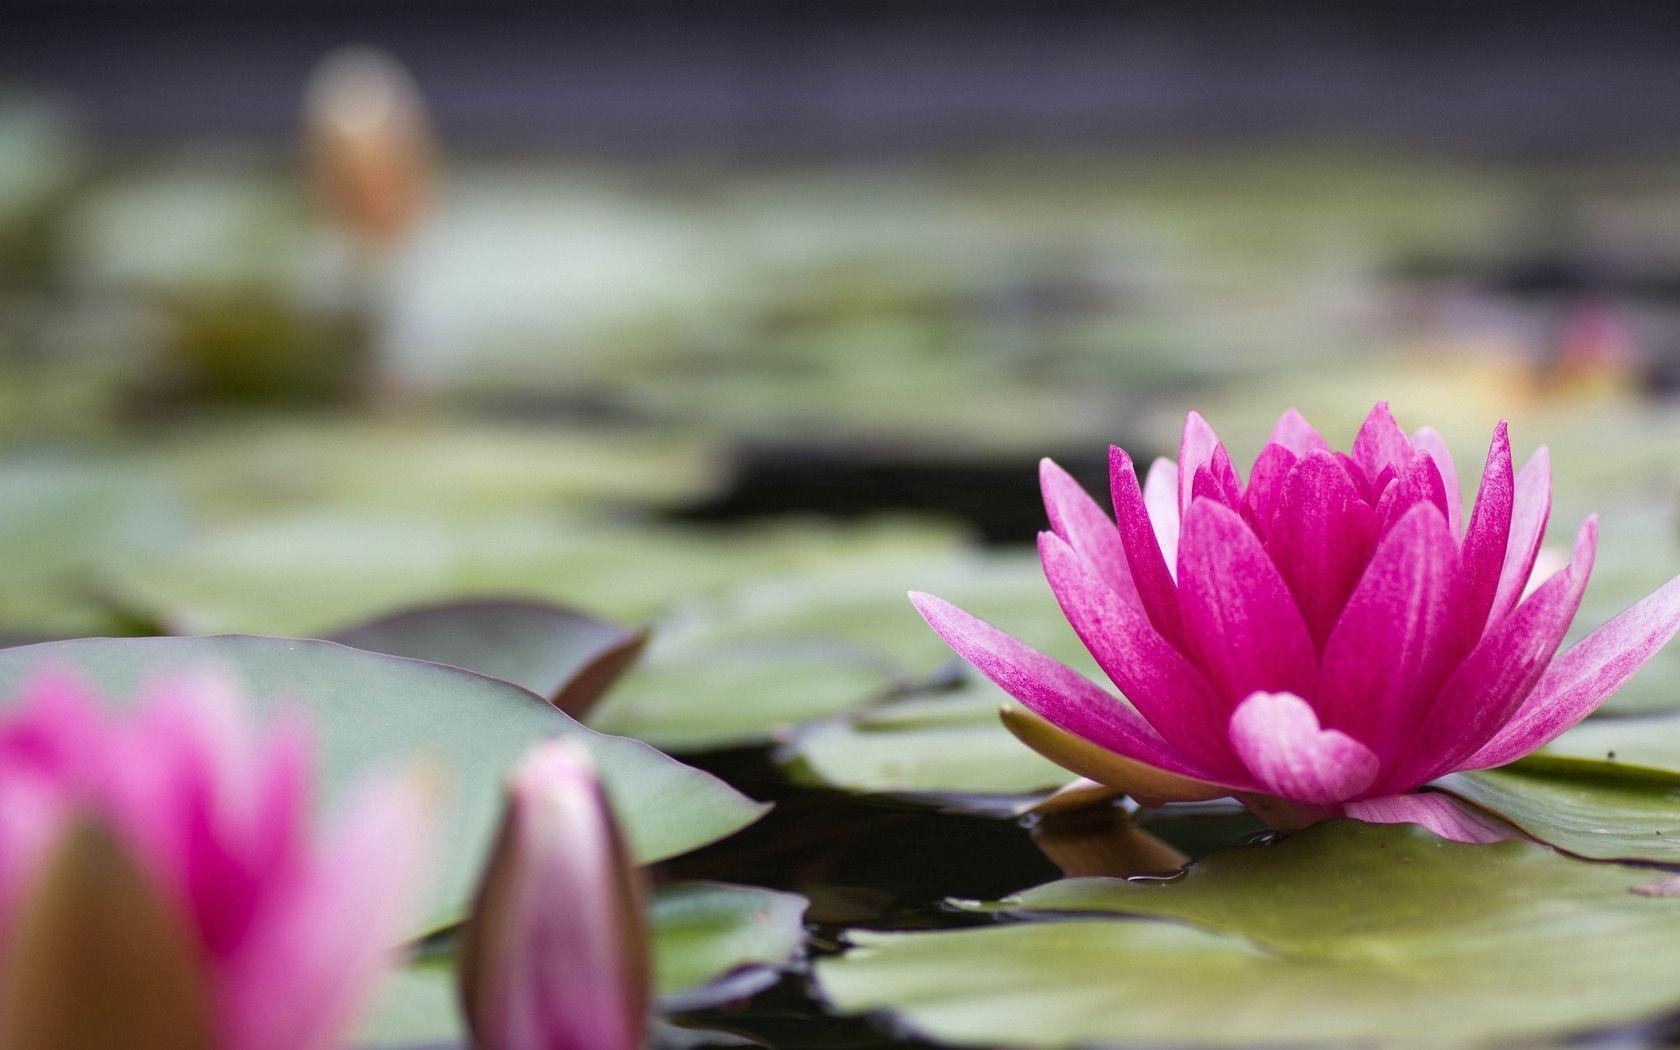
[1267,408,1328,457]
[1373,449,1449,531]
[1317,503,1462,767]
[1177,411,1222,514]
[1034,535,1245,778]
[1352,401,1413,484]
[1456,422,1515,637]
[1229,692,1378,805]
[1176,499,1318,705]
[1040,458,1139,604]
[1490,446,1552,624]
[1410,426,1463,536]
[1265,451,1380,649]
[1465,567,1680,770]
[1341,792,1518,843]
[1243,443,1297,538]
[1110,446,1185,645]
[1141,458,1180,576]
[1399,518,1597,787]
[908,590,1206,776]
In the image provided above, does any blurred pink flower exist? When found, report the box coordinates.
[459,739,649,1050]
[913,403,1680,841]
[0,671,429,1049]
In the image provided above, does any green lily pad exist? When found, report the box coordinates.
[1430,712,1680,863]
[648,882,810,1009]
[590,548,1089,753]
[0,461,183,633]
[326,598,647,718]
[817,822,1680,1047]
[361,882,808,1047]
[1436,759,1680,863]
[0,636,767,932]
[779,685,1070,801]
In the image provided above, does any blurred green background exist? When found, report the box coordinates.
[7,4,1680,730]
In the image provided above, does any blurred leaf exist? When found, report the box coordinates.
[592,548,1085,753]
[327,597,647,718]
[0,637,767,933]
[818,822,1680,1047]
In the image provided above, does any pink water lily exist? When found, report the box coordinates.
[0,670,429,1049]
[912,403,1680,842]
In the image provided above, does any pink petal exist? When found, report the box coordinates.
[1316,503,1462,768]
[1039,458,1139,604]
[1410,426,1463,536]
[1141,458,1180,578]
[1242,443,1297,538]
[1267,408,1328,457]
[1176,499,1318,706]
[0,775,67,957]
[1110,446,1185,645]
[1465,567,1680,770]
[1191,447,1245,517]
[224,773,432,1050]
[1228,692,1378,805]
[1399,518,1596,787]
[908,589,1207,777]
[1490,446,1552,625]
[1265,451,1380,650]
[1341,792,1519,844]
[1456,422,1514,637]
[1352,401,1413,484]
[1372,449,1449,531]
[1177,410,1223,515]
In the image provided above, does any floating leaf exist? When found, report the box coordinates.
[817,822,1680,1047]
[1436,758,1680,864]
[0,637,767,932]
[592,546,1079,753]
[648,882,810,1011]
[327,598,647,718]
[360,883,808,1047]
[779,686,1070,801]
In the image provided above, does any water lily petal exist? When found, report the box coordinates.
[1457,422,1514,637]
[1265,451,1380,650]
[1400,518,1596,787]
[1317,503,1462,767]
[1141,458,1180,578]
[1229,692,1378,805]
[999,707,1236,807]
[1410,426,1462,535]
[1464,569,1680,770]
[1373,449,1449,531]
[1242,443,1297,538]
[908,590,1203,776]
[1267,408,1328,457]
[1177,411,1223,515]
[1039,458,1138,604]
[1352,401,1412,484]
[1177,499,1318,706]
[1341,792,1519,844]
[1037,534,1244,777]
[1110,446,1185,644]
[1490,446,1552,625]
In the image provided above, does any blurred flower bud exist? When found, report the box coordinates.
[459,740,650,1050]
[304,46,435,251]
